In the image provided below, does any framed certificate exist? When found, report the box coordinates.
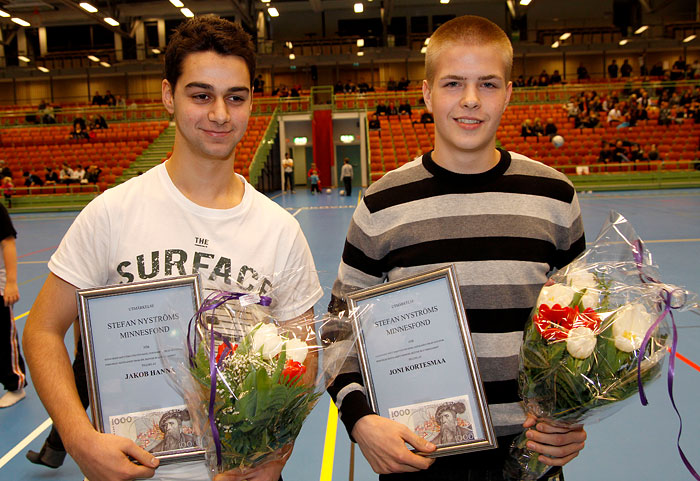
[346,265,497,457]
[77,275,205,464]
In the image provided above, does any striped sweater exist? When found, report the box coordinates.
[328,148,585,442]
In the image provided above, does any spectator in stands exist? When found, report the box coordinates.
[104,90,116,106]
[369,114,381,130]
[550,69,562,84]
[671,56,687,80]
[398,102,412,115]
[290,86,300,97]
[333,81,344,94]
[397,77,410,91]
[0,161,12,180]
[532,118,545,137]
[91,91,105,106]
[1,177,13,208]
[387,78,397,91]
[650,62,665,77]
[526,75,537,86]
[73,116,87,131]
[375,101,388,116]
[88,114,108,130]
[386,102,398,116]
[115,95,126,108]
[597,141,613,164]
[679,90,693,106]
[59,164,74,184]
[277,84,290,97]
[69,125,90,141]
[420,111,433,123]
[24,170,44,187]
[612,140,630,162]
[520,118,535,137]
[72,165,86,184]
[537,70,550,86]
[577,63,590,81]
[658,101,672,126]
[565,96,580,118]
[628,143,645,164]
[344,81,357,93]
[647,144,660,161]
[607,59,619,78]
[86,165,102,184]
[44,167,58,186]
[607,105,623,125]
[584,112,600,129]
[620,59,633,78]
[357,79,371,93]
[40,102,56,124]
[514,75,525,87]
[544,118,558,138]
[253,74,265,93]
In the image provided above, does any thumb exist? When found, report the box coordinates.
[122,441,159,469]
[402,428,436,454]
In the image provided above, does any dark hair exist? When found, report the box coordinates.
[164,16,255,89]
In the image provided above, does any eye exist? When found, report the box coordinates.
[482,81,498,89]
[227,95,247,104]
[192,93,210,102]
[443,80,460,88]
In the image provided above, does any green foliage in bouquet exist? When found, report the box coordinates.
[190,325,322,470]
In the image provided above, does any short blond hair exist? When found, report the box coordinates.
[425,15,513,85]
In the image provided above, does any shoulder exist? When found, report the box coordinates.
[246,182,302,232]
[364,156,428,197]
[505,151,577,203]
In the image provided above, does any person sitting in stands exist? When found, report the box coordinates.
[375,101,388,116]
[59,164,74,184]
[612,140,630,162]
[386,102,398,116]
[44,167,58,186]
[24,170,44,187]
[420,111,434,124]
[544,118,558,137]
[369,114,381,130]
[69,125,90,140]
[398,102,412,115]
[597,141,613,164]
[86,165,102,184]
[628,143,645,164]
[91,91,105,106]
[607,105,623,125]
[583,112,600,129]
[73,116,87,132]
[658,101,672,126]
[532,118,545,137]
[72,165,86,184]
[88,114,108,130]
[0,161,12,180]
[521,118,535,137]
[647,144,660,160]
[550,69,562,84]
[104,90,116,106]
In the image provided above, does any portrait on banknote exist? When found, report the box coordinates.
[77,275,206,463]
[346,265,497,456]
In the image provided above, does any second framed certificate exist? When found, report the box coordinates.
[346,265,496,457]
[77,274,205,464]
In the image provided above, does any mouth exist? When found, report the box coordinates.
[202,128,233,137]
[454,117,483,129]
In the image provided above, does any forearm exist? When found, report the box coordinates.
[24,323,94,449]
[1,238,17,284]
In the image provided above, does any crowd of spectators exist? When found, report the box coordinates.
[596,139,660,165]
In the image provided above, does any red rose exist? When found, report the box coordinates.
[281,359,306,385]
[534,304,577,341]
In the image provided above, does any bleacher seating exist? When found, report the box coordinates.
[233,115,272,179]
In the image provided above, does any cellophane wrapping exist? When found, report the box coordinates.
[503,211,698,480]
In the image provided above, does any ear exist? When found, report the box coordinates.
[422,79,433,113]
[162,79,175,115]
[503,81,513,113]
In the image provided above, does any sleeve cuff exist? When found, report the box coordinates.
[337,390,375,443]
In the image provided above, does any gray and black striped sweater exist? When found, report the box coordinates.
[328,148,585,443]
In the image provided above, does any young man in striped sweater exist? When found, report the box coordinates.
[328,15,587,481]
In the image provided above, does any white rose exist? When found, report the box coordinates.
[612,304,656,352]
[284,338,309,364]
[537,283,576,308]
[568,270,598,290]
[566,327,597,359]
[580,289,600,310]
[252,324,283,359]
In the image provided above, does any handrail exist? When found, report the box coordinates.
[248,106,280,186]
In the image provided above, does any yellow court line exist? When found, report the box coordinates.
[15,311,29,321]
[319,398,339,481]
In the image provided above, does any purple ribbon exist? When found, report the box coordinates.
[186,290,272,468]
[633,240,700,480]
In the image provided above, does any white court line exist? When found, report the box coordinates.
[292,208,302,217]
[0,418,53,469]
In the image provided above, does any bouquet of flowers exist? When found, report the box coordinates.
[504,211,699,481]
[181,286,359,478]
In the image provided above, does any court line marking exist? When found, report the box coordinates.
[19,261,52,265]
[19,245,58,259]
[319,398,339,481]
[0,417,53,469]
[20,273,49,287]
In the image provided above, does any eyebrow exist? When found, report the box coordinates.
[184,82,251,94]
[439,74,503,82]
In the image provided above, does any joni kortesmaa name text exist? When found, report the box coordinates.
[107,313,180,339]
[389,358,446,375]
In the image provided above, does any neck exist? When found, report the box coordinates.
[166,143,244,209]
[432,143,501,174]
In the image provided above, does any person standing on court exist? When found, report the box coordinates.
[23,16,321,481]
[340,157,353,197]
[0,203,24,408]
[327,15,587,481]
[283,152,295,193]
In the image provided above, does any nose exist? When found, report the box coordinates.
[208,97,230,124]
[460,84,480,109]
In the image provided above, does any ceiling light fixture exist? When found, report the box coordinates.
[104,17,119,26]
[0,9,10,17]
[354,3,363,13]
[267,7,279,16]
[87,55,100,62]
[11,17,30,26]
[551,40,560,48]
[18,55,30,62]
[289,53,295,60]
[79,2,98,13]
[180,7,194,17]
[520,0,532,5]
[683,34,696,43]
[357,51,364,56]
[152,48,161,54]
[169,0,184,7]
[420,46,427,54]
[619,39,628,45]
[100,61,111,67]
[440,0,450,4]
[559,32,571,41]
[38,66,50,72]
[634,25,648,34]
[357,38,364,47]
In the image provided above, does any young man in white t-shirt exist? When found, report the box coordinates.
[23,16,322,481]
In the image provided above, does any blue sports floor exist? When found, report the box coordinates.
[1,187,699,481]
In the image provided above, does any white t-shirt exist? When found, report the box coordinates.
[50,163,323,480]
